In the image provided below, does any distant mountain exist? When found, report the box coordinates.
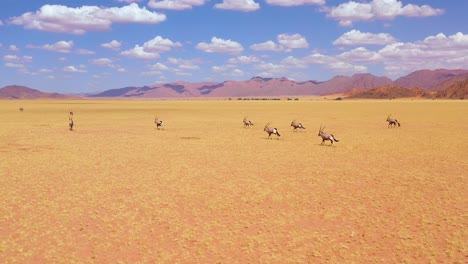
[434,78,468,99]
[347,85,432,99]
[89,74,392,98]
[313,73,393,95]
[0,85,75,99]
[394,69,468,90]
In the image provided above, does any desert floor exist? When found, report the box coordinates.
[0,99,466,263]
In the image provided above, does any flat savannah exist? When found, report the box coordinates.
[0,99,466,263]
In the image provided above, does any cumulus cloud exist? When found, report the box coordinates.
[196,37,244,55]
[250,40,284,52]
[250,33,308,52]
[227,55,261,64]
[167,58,200,70]
[337,47,383,63]
[333,30,397,46]
[214,0,260,12]
[76,49,95,55]
[148,0,208,10]
[327,0,444,26]
[101,40,122,50]
[121,36,181,59]
[27,40,74,53]
[278,33,309,49]
[10,3,166,34]
[3,55,33,63]
[266,0,324,6]
[90,58,114,66]
[117,0,142,3]
[9,45,19,52]
[63,65,87,73]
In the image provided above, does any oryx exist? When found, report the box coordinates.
[69,109,74,116]
[69,116,74,131]
[318,125,339,145]
[155,115,163,129]
[264,122,280,139]
[19,107,24,112]
[243,117,254,128]
[291,120,305,131]
[386,114,400,128]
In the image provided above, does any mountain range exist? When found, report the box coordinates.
[1,69,467,99]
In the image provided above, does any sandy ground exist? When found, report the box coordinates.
[0,99,467,263]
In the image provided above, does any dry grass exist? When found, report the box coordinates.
[0,99,467,263]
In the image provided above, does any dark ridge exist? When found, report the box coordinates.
[164,84,186,93]
[89,86,136,97]
[250,76,273,82]
[199,83,224,95]
[137,86,153,92]
[298,80,321,85]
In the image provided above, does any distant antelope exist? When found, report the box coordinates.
[155,115,163,129]
[386,114,400,128]
[243,117,254,128]
[19,107,23,112]
[69,116,74,131]
[291,120,305,131]
[69,109,74,116]
[264,122,280,139]
[318,125,339,145]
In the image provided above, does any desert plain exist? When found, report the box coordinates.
[0,99,466,263]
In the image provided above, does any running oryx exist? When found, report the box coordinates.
[69,109,74,116]
[291,120,305,131]
[19,107,23,112]
[264,122,280,139]
[69,116,74,131]
[318,125,339,145]
[154,115,163,130]
[386,114,400,128]
[243,117,254,128]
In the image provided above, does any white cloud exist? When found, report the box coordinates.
[101,40,122,50]
[121,45,160,59]
[250,40,284,52]
[150,62,169,71]
[327,0,444,27]
[63,65,87,73]
[377,32,468,76]
[333,30,396,46]
[10,3,166,34]
[214,0,260,12]
[196,37,244,55]
[250,33,308,52]
[27,40,74,53]
[143,36,182,53]
[168,58,200,70]
[9,45,19,52]
[148,0,208,10]
[337,47,383,63]
[91,58,114,66]
[3,55,33,63]
[266,0,324,6]
[212,64,236,73]
[5,62,25,69]
[278,33,309,49]
[121,36,180,59]
[227,55,261,64]
[117,0,142,3]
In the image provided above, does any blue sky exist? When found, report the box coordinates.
[0,0,466,93]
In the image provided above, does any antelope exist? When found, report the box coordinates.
[155,115,163,129]
[318,125,339,145]
[386,114,400,128]
[243,117,254,128]
[264,122,280,139]
[69,109,74,116]
[291,120,305,131]
[69,116,74,131]
[19,107,23,112]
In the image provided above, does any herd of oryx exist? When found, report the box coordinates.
[18,107,401,145]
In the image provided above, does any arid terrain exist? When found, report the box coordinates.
[0,99,466,263]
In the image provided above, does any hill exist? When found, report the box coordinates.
[394,69,468,90]
[0,85,75,99]
[347,85,432,99]
[434,78,468,99]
